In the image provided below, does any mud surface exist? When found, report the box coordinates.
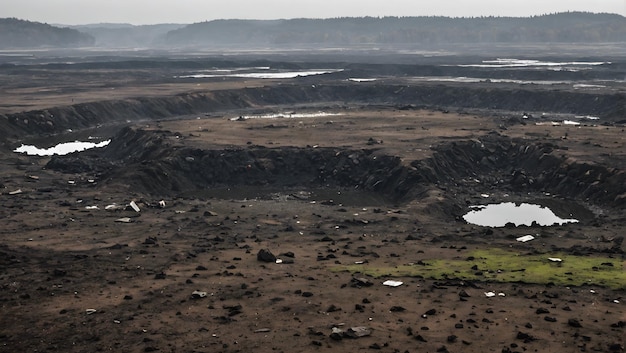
[0,51,624,353]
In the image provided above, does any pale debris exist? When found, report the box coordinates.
[516,235,535,242]
[129,201,140,212]
[382,280,403,287]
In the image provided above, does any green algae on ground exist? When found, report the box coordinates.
[335,248,626,290]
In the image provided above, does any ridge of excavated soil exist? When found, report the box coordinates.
[2,83,625,144]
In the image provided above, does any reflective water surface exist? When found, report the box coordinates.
[14,140,111,156]
[463,202,579,227]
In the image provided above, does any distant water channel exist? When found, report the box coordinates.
[463,202,578,227]
[177,68,343,79]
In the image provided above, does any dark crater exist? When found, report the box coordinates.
[46,127,626,215]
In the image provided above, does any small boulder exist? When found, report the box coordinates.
[568,318,582,328]
[257,249,277,262]
[351,277,374,288]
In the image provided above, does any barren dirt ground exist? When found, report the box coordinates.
[0,55,624,353]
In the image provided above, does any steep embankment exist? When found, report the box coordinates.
[417,135,626,208]
[1,84,624,144]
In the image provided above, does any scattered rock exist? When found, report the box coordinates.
[330,331,343,341]
[414,334,427,342]
[154,272,166,279]
[516,331,536,342]
[327,304,341,312]
[610,321,626,328]
[224,304,242,316]
[351,277,374,288]
[52,268,67,277]
[257,249,277,262]
[345,326,372,338]
[143,237,157,245]
[424,309,437,316]
[568,318,582,328]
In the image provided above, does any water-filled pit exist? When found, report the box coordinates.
[463,202,579,227]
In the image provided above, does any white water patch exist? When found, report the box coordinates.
[456,58,610,68]
[419,76,483,83]
[230,112,341,121]
[573,84,607,89]
[574,115,600,120]
[348,78,377,82]
[410,76,570,85]
[14,140,111,156]
[463,202,578,227]
[178,68,343,79]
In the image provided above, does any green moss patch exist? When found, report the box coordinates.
[334,248,626,290]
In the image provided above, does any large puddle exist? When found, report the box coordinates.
[463,202,579,227]
[14,139,111,156]
[230,111,341,121]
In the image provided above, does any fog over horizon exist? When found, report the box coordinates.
[1,0,625,25]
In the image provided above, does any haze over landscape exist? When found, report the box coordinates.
[1,0,625,25]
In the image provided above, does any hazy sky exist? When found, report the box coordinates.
[2,0,625,25]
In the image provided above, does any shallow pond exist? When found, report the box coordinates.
[463,202,578,227]
[14,139,111,156]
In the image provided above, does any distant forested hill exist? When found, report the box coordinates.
[163,12,626,47]
[0,18,94,48]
